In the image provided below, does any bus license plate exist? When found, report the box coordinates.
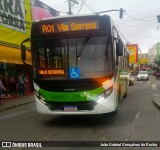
[64,106,77,111]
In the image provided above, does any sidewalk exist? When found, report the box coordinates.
[0,94,35,112]
[153,94,160,109]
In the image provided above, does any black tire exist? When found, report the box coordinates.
[123,83,128,98]
[110,109,118,115]
[109,98,119,116]
[110,85,120,116]
[118,85,121,101]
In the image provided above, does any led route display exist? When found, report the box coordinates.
[41,20,99,33]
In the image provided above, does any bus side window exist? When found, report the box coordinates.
[53,56,61,68]
[38,47,46,68]
[114,40,118,66]
[40,56,45,68]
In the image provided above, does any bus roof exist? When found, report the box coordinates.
[33,14,110,23]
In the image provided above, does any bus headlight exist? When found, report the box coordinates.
[35,91,46,104]
[40,95,45,102]
[97,93,105,103]
[97,86,113,103]
[105,86,113,97]
[35,91,40,98]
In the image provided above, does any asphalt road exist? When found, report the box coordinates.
[0,76,160,150]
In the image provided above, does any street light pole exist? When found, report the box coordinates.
[138,48,141,54]
[68,0,79,15]
[94,8,126,19]
[138,48,142,72]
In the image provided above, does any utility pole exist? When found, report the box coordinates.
[68,0,72,15]
[68,0,79,15]
[157,15,160,29]
[157,15,160,23]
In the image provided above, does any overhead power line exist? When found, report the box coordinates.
[116,8,160,25]
[53,0,68,8]
[84,2,96,13]
[77,0,87,14]
[126,13,156,22]
[119,22,153,28]
[130,7,160,18]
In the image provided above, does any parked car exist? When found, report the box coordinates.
[129,73,134,86]
[137,71,149,81]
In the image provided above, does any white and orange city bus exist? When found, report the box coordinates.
[21,14,129,115]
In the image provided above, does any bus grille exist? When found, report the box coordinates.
[46,101,97,111]
[34,79,101,92]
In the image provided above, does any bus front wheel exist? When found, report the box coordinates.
[123,83,128,98]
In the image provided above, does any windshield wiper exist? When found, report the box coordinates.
[76,34,91,59]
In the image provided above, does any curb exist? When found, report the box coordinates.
[0,101,34,112]
[153,95,160,109]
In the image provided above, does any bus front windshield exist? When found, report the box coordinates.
[33,36,113,79]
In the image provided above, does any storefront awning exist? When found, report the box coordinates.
[0,45,32,65]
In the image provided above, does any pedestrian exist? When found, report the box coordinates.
[0,76,6,99]
[156,68,160,79]
[17,74,25,97]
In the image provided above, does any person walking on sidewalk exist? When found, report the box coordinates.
[0,76,6,104]
[17,73,25,97]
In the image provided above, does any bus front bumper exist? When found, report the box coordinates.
[35,91,117,115]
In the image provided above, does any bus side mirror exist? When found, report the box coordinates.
[116,41,123,56]
[21,45,26,60]
[21,38,30,62]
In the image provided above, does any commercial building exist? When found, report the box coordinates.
[148,44,157,65]
[127,44,138,74]
[138,53,149,71]
[0,0,59,96]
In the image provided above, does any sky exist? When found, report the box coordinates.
[40,0,160,53]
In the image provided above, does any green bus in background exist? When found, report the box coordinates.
[21,14,129,115]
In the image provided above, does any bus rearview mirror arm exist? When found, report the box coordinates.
[114,38,123,56]
[21,38,30,65]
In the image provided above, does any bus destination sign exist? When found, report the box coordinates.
[39,69,65,75]
[41,20,99,33]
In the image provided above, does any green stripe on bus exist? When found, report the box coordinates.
[39,87,104,102]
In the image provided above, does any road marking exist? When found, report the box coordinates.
[152,84,157,90]
[0,108,35,121]
[135,112,141,120]
[153,94,160,97]
[124,111,141,142]
[147,81,150,84]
